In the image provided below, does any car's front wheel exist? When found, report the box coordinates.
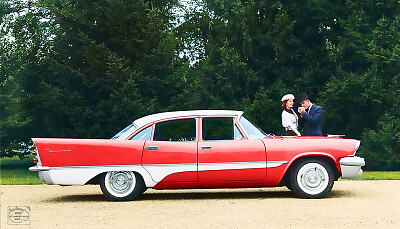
[100,171,146,201]
[289,158,334,198]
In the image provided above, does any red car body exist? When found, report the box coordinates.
[30,110,364,200]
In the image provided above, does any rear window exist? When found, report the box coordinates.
[202,118,234,140]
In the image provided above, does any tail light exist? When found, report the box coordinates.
[32,144,38,163]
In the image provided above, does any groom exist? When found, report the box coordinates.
[297,93,323,136]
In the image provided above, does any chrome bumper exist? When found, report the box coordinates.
[339,156,365,179]
[29,166,51,183]
[29,166,50,172]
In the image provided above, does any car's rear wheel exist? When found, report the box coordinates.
[286,181,293,191]
[289,158,334,198]
[100,171,146,201]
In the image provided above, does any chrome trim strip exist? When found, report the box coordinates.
[267,160,289,168]
[354,140,361,155]
[198,161,267,171]
[30,161,290,185]
[46,164,143,170]
[30,160,288,171]
[44,149,72,153]
[144,163,196,168]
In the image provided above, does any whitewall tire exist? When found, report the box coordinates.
[100,171,146,201]
[290,158,334,198]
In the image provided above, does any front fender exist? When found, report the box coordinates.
[268,153,340,187]
[285,152,340,174]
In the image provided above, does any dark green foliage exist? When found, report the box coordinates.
[360,114,400,171]
[320,0,400,170]
[1,0,181,157]
[1,0,399,170]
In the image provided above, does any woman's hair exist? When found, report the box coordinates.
[282,100,288,109]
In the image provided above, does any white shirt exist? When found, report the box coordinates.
[282,109,299,131]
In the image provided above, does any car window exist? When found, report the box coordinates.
[234,125,244,140]
[153,118,196,141]
[130,125,153,140]
[202,118,235,140]
[111,123,138,139]
[239,116,267,139]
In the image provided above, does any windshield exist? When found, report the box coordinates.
[239,116,269,139]
[111,123,139,140]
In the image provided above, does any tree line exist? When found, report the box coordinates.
[1,0,399,170]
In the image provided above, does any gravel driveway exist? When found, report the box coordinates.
[1,180,399,228]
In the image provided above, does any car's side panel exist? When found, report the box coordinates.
[197,139,267,181]
[153,178,266,189]
[157,171,198,183]
[142,141,198,182]
[31,138,157,186]
[32,138,145,167]
[157,170,268,185]
[262,137,357,186]
[197,168,266,182]
[153,160,289,189]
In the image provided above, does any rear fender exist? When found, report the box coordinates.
[36,165,156,187]
[31,138,155,187]
[31,138,145,167]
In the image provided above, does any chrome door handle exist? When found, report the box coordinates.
[147,146,159,151]
[200,145,212,150]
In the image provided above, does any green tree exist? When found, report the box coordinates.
[177,0,336,132]
[321,1,400,170]
[2,0,399,170]
[361,114,400,171]
[1,0,55,157]
[1,0,185,158]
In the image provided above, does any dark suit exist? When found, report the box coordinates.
[302,104,323,136]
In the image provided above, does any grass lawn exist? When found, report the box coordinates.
[1,157,399,185]
[347,171,400,180]
[0,156,44,185]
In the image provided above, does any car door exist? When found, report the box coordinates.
[142,118,198,182]
[198,117,267,181]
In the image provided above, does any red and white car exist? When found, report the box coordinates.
[29,110,365,201]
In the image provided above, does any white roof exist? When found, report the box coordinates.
[134,110,243,128]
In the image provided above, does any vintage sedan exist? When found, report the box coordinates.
[29,110,365,201]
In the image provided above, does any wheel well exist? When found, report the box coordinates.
[85,171,147,185]
[279,156,341,187]
[85,172,106,185]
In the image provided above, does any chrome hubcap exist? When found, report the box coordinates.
[297,163,329,195]
[106,171,135,197]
